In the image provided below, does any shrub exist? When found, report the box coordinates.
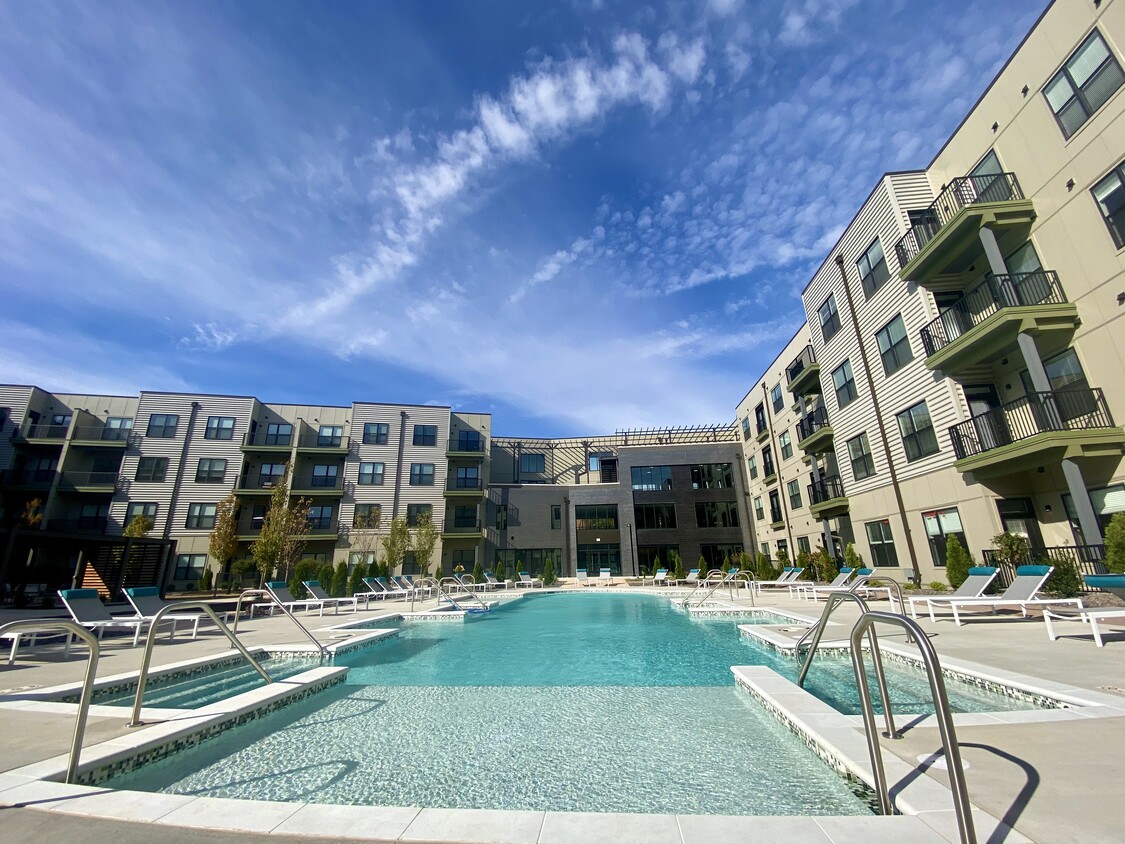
[670,550,685,581]
[542,557,558,586]
[472,559,485,587]
[944,535,973,589]
[316,562,336,596]
[795,548,811,577]
[199,566,213,592]
[903,581,919,591]
[811,548,837,583]
[844,543,864,570]
[754,552,778,581]
[290,558,320,599]
[331,561,348,597]
[347,561,368,598]
[1043,557,1083,598]
[1105,512,1125,574]
[928,581,948,592]
[651,556,662,577]
[697,555,708,575]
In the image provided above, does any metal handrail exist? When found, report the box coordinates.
[230,589,328,657]
[684,570,755,608]
[410,576,440,612]
[0,620,99,783]
[851,611,976,844]
[438,577,489,612]
[128,601,273,728]
[795,590,898,741]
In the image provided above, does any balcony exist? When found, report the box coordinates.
[808,476,848,519]
[12,423,69,444]
[769,508,785,530]
[796,407,833,454]
[236,476,284,495]
[444,477,485,497]
[68,425,132,447]
[786,345,822,396]
[919,271,1078,376]
[303,523,340,539]
[755,423,770,444]
[982,544,1107,593]
[295,433,349,453]
[0,468,55,489]
[57,470,120,493]
[446,438,486,457]
[45,517,109,534]
[290,474,344,496]
[893,172,1035,284]
[442,520,484,540]
[241,431,294,452]
[949,389,1124,478]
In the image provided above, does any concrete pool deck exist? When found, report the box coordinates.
[0,584,1122,843]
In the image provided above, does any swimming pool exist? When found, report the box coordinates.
[100,593,1039,815]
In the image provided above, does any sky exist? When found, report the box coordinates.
[0,0,1046,438]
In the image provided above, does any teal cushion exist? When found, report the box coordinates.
[1085,574,1125,589]
[60,588,99,599]
[304,580,321,588]
[1015,565,1052,577]
[968,567,998,576]
[267,581,286,588]
[126,587,160,597]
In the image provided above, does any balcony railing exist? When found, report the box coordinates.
[305,523,340,537]
[69,424,133,442]
[240,476,284,491]
[448,438,485,452]
[243,431,293,448]
[982,544,1106,593]
[45,517,108,533]
[447,477,483,491]
[297,433,348,449]
[919,271,1067,357]
[949,389,1116,460]
[796,407,831,442]
[1,468,55,486]
[786,344,816,384]
[15,423,69,440]
[444,521,483,533]
[59,470,120,489]
[808,475,846,506]
[894,172,1025,268]
[291,474,341,490]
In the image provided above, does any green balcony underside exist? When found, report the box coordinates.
[787,364,822,396]
[444,488,485,498]
[925,304,1079,376]
[901,200,1035,285]
[446,449,486,459]
[69,438,128,449]
[797,425,834,455]
[809,496,849,520]
[441,531,484,541]
[240,443,292,454]
[290,487,345,498]
[770,520,786,531]
[762,472,778,486]
[756,429,770,444]
[954,428,1125,479]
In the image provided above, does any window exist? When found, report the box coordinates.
[636,503,677,530]
[797,536,811,555]
[250,505,266,531]
[353,503,381,528]
[102,417,132,441]
[195,458,227,484]
[146,413,179,438]
[406,503,432,527]
[858,237,890,297]
[875,315,913,377]
[259,463,286,486]
[451,549,476,570]
[754,403,767,435]
[1092,160,1125,247]
[691,463,734,489]
[412,424,437,446]
[455,466,480,489]
[866,520,900,567]
[747,455,758,479]
[695,501,739,528]
[307,505,334,530]
[457,430,483,451]
[896,401,939,461]
[185,503,217,530]
[787,479,802,510]
[576,544,620,573]
[317,425,343,447]
[519,452,545,473]
[173,554,207,581]
[409,463,435,485]
[125,502,157,530]
[753,496,765,521]
[135,456,168,483]
[204,416,235,440]
[818,295,841,343]
[847,432,876,481]
[631,466,673,491]
[451,506,477,528]
[495,504,507,531]
[498,548,562,576]
[741,416,752,440]
[923,508,967,567]
[358,462,385,485]
[1021,347,1098,420]
[768,490,782,523]
[771,383,784,412]
[550,505,562,529]
[700,543,744,567]
[311,464,339,487]
[779,430,793,461]
[363,422,389,445]
[831,360,858,409]
[574,504,618,530]
[265,422,292,446]
[1044,29,1125,139]
[761,446,775,479]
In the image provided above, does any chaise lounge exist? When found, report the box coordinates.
[924,565,1083,625]
[1043,574,1125,647]
[905,566,998,619]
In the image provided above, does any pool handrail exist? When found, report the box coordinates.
[438,576,490,612]
[128,600,274,728]
[682,569,756,609]
[0,619,99,783]
[231,588,328,657]
[850,611,976,844]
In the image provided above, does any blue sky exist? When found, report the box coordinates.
[0,0,1045,437]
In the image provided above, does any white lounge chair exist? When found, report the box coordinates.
[372,576,409,600]
[791,567,855,600]
[645,568,669,587]
[303,580,359,613]
[353,576,385,608]
[754,567,804,589]
[597,567,613,586]
[482,571,504,590]
[516,571,543,588]
[926,565,1082,625]
[671,568,700,587]
[575,569,592,587]
[58,588,151,646]
[1044,574,1125,647]
[263,581,327,615]
[905,567,999,618]
[124,587,211,638]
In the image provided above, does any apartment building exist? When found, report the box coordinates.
[741,0,1125,583]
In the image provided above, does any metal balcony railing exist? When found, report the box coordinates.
[786,344,817,385]
[448,477,483,491]
[919,271,1067,356]
[45,517,109,533]
[894,172,1024,268]
[70,425,133,442]
[808,475,846,505]
[2,468,55,486]
[243,431,292,447]
[241,476,285,490]
[292,474,341,490]
[796,406,831,442]
[445,521,483,533]
[298,433,347,449]
[982,544,1107,593]
[949,389,1116,460]
[59,470,120,488]
[16,423,70,440]
[449,438,485,452]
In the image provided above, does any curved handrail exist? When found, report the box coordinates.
[684,570,755,609]
[0,620,99,783]
[795,590,898,740]
[128,601,274,728]
[439,576,489,612]
[410,576,439,613]
[851,611,976,844]
[230,589,327,656]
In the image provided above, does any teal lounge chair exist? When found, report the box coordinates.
[1043,574,1125,647]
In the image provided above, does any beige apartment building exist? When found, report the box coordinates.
[740,0,1125,584]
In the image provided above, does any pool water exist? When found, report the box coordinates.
[103,593,1040,814]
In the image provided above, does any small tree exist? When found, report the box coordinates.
[230,556,255,587]
[542,555,558,586]
[754,551,777,581]
[316,561,335,595]
[737,551,753,572]
[944,535,974,589]
[381,517,411,576]
[348,506,382,577]
[250,467,311,586]
[844,543,864,571]
[1043,555,1083,597]
[472,559,485,587]
[411,512,440,578]
[795,548,811,579]
[208,493,240,588]
[290,558,320,598]
[776,548,790,569]
[1104,512,1125,574]
[199,567,213,591]
[123,514,153,538]
[347,559,369,598]
[992,532,1031,570]
[331,560,348,597]
[669,549,685,581]
[697,554,708,576]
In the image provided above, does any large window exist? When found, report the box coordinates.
[265,422,292,445]
[125,502,157,530]
[787,479,802,510]
[700,543,743,567]
[353,503,381,528]
[497,548,562,576]
[865,520,900,567]
[1093,160,1125,248]
[311,464,339,487]
[1021,347,1098,420]
[406,503,432,526]
[195,458,227,484]
[923,507,967,567]
[173,554,207,582]
[362,422,388,445]
[858,237,889,298]
[747,455,758,479]
[495,505,507,531]
[847,432,876,481]
[455,466,480,489]
[1044,29,1125,139]
[520,453,545,473]
[754,403,767,435]
[896,401,939,461]
[771,383,784,412]
[631,465,673,490]
[317,425,343,447]
[185,503,217,530]
[636,503,677,530]
[577,544,620,573]
[818,294,841,342]
[457,430,483,451]
[259,463,286,485]
[692,463,733,489]
[204,416,235,440]
[575,504,618,530]
[695,501,739,528]
[762,446,775,478]
[103,417,133,440]
[409,463,435,485]
[779,430,793,461]
[741,416,752,440]
[307,505,334,530]
[412,424,437,446]
[358,462,385,485]
[753,496,765,521]
[135,456,168,483]
[831,360,858,409]
[875,315,913,377]
[768,490,782,523]
[146,414,179,438]
[550,505,562,529]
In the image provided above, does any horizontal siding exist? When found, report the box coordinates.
[0,386,34,473]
